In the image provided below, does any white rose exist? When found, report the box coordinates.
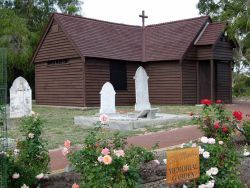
[218,141,223,145]
[97,156,103,163]
[201,137,208,143]
[208,138,215,144]
[28,133,34,139]
[206,180,215,188]
[199,146,204,155]
[210,167,218,175]
[14,149,19,156]
[243,149,250,156]
[30,111,36,116]
[198,184,207,188]
[21,184,29,188]
[203,151,210,159]
[36,173,44,179]
[12,173,20,179]
[206,169,212,177]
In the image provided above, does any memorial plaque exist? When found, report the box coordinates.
[166,147,200,184]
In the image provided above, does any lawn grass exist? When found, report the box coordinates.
[7,104,202,150]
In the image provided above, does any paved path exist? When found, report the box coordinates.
[49,125,202,173]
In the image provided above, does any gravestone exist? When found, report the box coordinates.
[134,66,151,111]
[10,77,32,118]
[100,82,116,114]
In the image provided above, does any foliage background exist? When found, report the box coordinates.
[197,0,250,96]
[0,0,82,95]
[0,0,249,97]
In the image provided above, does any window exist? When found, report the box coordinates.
[110,62,127,90]
[47,59,68,65]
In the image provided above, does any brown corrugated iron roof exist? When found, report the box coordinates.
[34,14,227,63]
[145,16,210,61]
[54,13,143,62]
[195,22,226,46]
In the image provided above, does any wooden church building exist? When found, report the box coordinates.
[31,13,235,107]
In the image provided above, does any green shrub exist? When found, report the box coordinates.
[233,74,250,97]
[242,121,250,142]
[197,139,242,187]
[67,126,154,188]
[197,100,235,141]
[192,100,244,187]
[5,113,50,188]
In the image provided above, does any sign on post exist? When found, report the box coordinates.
[166,147,200,185]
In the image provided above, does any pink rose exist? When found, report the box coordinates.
[101,148,110,155]
[62,147,69,156]
[72,183,80,188]
[123,164,129,172]
[99,114,109,124]
[64,140,71,149]
[114,149,125,157]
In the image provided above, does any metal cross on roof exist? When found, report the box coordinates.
[139,10,148,27]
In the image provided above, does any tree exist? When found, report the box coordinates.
[0,0,83,88]
[197,0,250,95]
[197,0,249,65]
[0,8,33,82]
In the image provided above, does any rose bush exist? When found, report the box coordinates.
[65,118,155,188]
[197,137,242,187]
[191,100,248,187]
[197,99,244,141]
[4,113,50,187]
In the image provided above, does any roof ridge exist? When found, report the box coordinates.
[209,22,227,25]
[146,16,209,27]
[53,12,141,28]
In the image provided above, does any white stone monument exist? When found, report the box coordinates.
[100,82,116,114]
[10,77,32,118]
[134,66,151,111]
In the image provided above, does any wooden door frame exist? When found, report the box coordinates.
[197,59,215,103]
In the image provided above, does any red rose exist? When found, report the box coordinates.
[201,99,212,105]
[222,126,228,133]
[233,111,243,121]
[214,121,220,129]
[216,99,222,104]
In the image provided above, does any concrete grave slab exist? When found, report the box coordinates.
[74,113,191,131]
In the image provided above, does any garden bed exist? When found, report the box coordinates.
[40,143,250,187]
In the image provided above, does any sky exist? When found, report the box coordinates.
[82,0,200,26]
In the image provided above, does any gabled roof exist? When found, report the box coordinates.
[145,16,209,61]
[33,14,226,63]
[54,13,143,62]
[195,22,226,46]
